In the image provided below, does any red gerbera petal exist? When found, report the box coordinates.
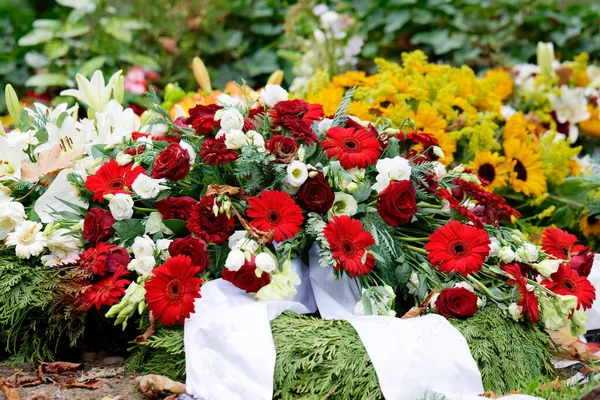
[145,255,204,326]
[425,220,490,276]
[247,190,304,243]
[323,215,376,277]
[82,266,130,310]
[321,126,382,169]
[541,227,579,260]
[541,264,596,310]
[504,263,539,323]
[85,159,146,202]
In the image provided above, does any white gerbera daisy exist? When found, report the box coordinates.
[6,220,47,259]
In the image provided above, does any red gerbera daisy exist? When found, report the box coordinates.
[199,137,238,165]
[82,266,130,310]
[321,127,381,169]
[323,215,376,277]
[187,195,235,244]
[145,255,204,326]
[541,264,596,310]
[85,159,146,202]
[246,190,304,243]
[425,220,491,276]
[504,263,539,323]
[541,227,579,260]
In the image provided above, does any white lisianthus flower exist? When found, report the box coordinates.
[225,249,246,272]
[255,252,277,273]
[128,255,156,277]
[156,238,173,253]
[312,4,329,16]
[508,303,524,321]
[331,192,358,216]
[0,200,26,234]
[6,220,47,259]
[47,228,82,253]
[132,235,156,258]
[179,141,197,164]
[132,174,168,200]
[372,157,412,193]
[532,259,562,278]
[570,309,588,336]
[255,259,300,301]
[432,162,446,180]
[228,230,248,250]
[318,118,333,135]
[498,246,516,263]
[224,129,248,150]
[515,242,539,263]
[454,282,475,293]
[116,152,133,166]
[108,193,134,221]
[488,237,500,258]
[557,294,578,316]
[145,212,173,235]
[259,84,288,108]
[539,296,567,330]
[286,161,309,188]
[246,130,266,151]
[406,272,419,295]
[216,108,244,132]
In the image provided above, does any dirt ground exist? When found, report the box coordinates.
[0,365,146,400]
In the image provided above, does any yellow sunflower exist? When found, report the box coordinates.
[503,112,531,143]
[410,103,447,133]
[580,212,600,237]
[307,84,344,116]
[467,151,508,191]
[579,105,600,138]
[503,138,547,197]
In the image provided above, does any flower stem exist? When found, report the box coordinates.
[467,275,512,302]
[403,244,427,255]
[548,195,584,209]
[133,206,158,213]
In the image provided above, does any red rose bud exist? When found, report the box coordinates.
[83,208,115,245]
[152,143,191,181]
[435,287,479,319]
[265,135,299,163]
[155,196,197,221]
[169,236,210,272]
[296,171,335,213]
[569,245,594,277]
[222,258,270,293]
[105,246,131,273]
[377,180,417,226]
[185,103,222,135]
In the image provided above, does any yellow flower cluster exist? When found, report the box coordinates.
[304,51,507,166]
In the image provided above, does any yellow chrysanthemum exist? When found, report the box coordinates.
[580,212,600,237]
[331,71,376,88]
[503,112,531,143]
[410,103,447,133]
[503,138,547,197]
[307,84,344,116]
[537,131,581,185]
[348,101,373,121]
[467,151,508,191]
[434,132,457,166]
[579,105,600,138]
[482,68,514,101]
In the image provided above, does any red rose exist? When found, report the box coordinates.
[569,245,594,277]
[265,135,299,163]
[152,143,191,181]
[185,104,222,135]
[377,180,417,226]
[80,242,116,276]
[187,195,234,244]
[83,208,115,245]
[270,100,323,144]
[168,236,210,272]
[200,137,238,165]
[105,246,131,273]
[155,196,197,221]
[435,287,479,319]
[296,172,335,213]
[222,259,270,293]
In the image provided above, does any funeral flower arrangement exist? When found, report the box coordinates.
[0,62,596,355]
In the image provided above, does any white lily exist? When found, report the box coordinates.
[92,100,140,147]
[26,102,77,124]
[36,116,90,156]
[61,70,122,112]
[34,168,89,223]
[0,137,25,181]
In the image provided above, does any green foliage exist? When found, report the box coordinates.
[361,210,399,286]
[332,86,357,128]
[0,253,86,362]
[449,305,556,395]
[234,146,286,194]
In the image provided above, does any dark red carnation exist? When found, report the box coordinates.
[155,196,197,221]
[80,242,117,276]
[83,208,115,245]
[185,103,222,135]
[377,180,417,226]
[81,266,130,310]
[222,258,271,293]
[200,137,238,165]
[435,287,479,319]
[270,100,323,144]
[569,246,594,277]
[151,143,191,181]
[265,135,299,163]
[187,195,235,244]
[168,236,210,272]
[296,171,335,213]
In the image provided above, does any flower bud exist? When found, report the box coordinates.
[432,146,445,159]
[193,56,212,93]
[384,127,399,136]
[346,182,359,193]
[113,75,125,103]
[212,204,220,216]
[537,42,555,77]
[5,84,21,127]
[266,70,284,86]
[508,303,523,321]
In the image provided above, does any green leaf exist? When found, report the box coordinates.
[162,219,188,234]
[91,144,114,159]
[18,29,54,46]
[385,137,401,158]
[78,56,107,77]
[384,10,411,33]
[119,53,160,71]
[100,17,132,43]
[43,40,69,60]
[57,25,91,39]
[25,74,70,89]
[551,206,573,228]
[394,263,412,286]
[113,219,145,241]
[558,180,587,196]
[244,50,280,77]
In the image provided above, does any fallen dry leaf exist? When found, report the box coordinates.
[580,385,600,400]
[401,288,437,319]
[135,374,186,398]
[580,364,600,375]
[14,376,43,388]
[58,379,104,390]
[0,377,21,400]
[134,312,156,344]
[205,184,250,200]
[40,361,82,375]
[549,328,600,362]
